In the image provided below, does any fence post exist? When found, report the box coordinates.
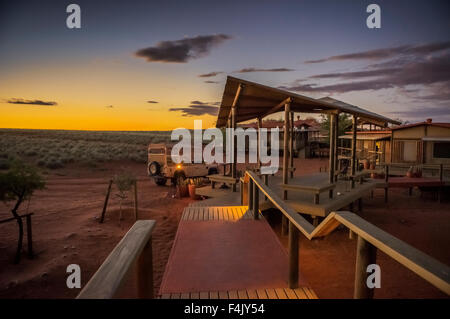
[100,179,113,223]
[288,221,299,288]
[137,237,154,299]
[354,235,377,299]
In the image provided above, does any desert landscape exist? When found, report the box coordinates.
[0,129,448,299]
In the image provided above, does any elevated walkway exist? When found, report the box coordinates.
[158,206,317,299]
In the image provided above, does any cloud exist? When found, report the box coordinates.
[198,71,223,78]
[281,49,450,97]
[105,105,114,108]
[147,100,158,103]
[387,105,450,121]
[304,41,450,63]
[135,34,232,63]
[169,101,219,117]
[234,67,295,73]
[308,68,401,80]
[204,80,219,84]
[6,98,57,106]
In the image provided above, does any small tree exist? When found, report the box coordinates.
[113,172,136,222]
[320,113,353,144]
[0,160,45,263]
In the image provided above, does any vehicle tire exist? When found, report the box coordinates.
[208,167,218,175]
[148,161,160,176]
[154,176,167,186]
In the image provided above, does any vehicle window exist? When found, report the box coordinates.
[148,148,165,154]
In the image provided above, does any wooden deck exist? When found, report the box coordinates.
[160,287,318,299]
[159,206,317,299]
[195,173,375,217]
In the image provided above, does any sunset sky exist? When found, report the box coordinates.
[0,0,449,130]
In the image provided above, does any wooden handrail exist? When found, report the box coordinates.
[245,170,450,296]
[77,220,156,299]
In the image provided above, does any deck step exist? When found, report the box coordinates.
[159,287,318,299]
[181,206,257,221]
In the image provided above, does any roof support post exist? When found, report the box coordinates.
[334,113,339,177]
[231,84,244,192]
[257,117,262,169]
[289,112,294,179]
[283,102,291,200]
[328,114,336,184]
[351,115,358,175]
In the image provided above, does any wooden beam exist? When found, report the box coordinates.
[288,221,299,288]
[283,102,291,199]
[334,113,339,175]
[354,235,377,299]
[289,112,294,179]
[77,220,156,299]
[328,114,336,183]
[137,238,153,298]
[351,115,358,175]
[253,181,259,220]
[231,84,244,192]
[257,117,262,168]
[262,97,292,119]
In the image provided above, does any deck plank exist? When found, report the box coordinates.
[160,287,316,299]
[237,290,248,299]
[293,288,308,299]
[265,289,278,299]
[256,289,268,299]
[275,288,288,299]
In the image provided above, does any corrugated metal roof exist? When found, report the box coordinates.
[216,76,401,128]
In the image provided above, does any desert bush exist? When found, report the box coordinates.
[113,171,136,221]
[0,159,45,263]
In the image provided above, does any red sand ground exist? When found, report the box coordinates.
[0,158,449,298]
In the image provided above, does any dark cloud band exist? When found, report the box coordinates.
[169,101,219,117]
[6,98,57,106]
[135,34,232,63]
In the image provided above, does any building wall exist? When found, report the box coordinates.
[392,125,450,164]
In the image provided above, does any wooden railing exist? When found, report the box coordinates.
[379,163,448,181]
[77,220,156,299]
[244,170,450,298]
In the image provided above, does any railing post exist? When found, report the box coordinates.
[288,221,299,288]
[248,179,254,212]
[253,181,259,220]
[137,237,154,299]
[263,174,268,201]
[384,165,389,203]
[240,179,243,205]
[281,216,289,236]
[354,235,377,299]
[134,180,138,221]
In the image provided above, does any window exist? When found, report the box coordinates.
[148,148,165,154]
[433,142,450,159]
